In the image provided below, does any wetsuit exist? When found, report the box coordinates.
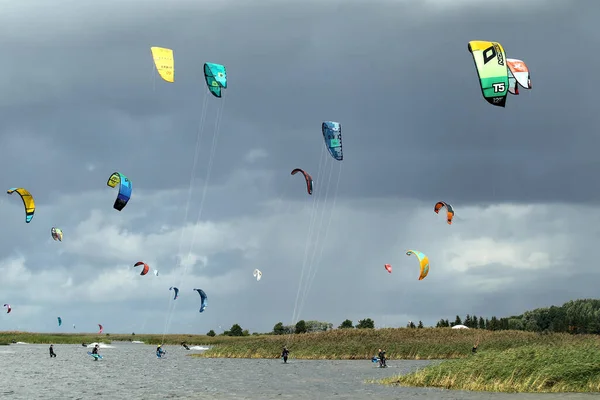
[181,343,190,350]
[378,350,386,367]
[472,345,478,354]
[281,348,289,363]
[49,345,56,358]
[157,347,165,357]
[92,346,99,361]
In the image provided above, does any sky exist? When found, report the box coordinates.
[0,0,598,334]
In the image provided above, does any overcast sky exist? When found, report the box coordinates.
[0,0,597,334]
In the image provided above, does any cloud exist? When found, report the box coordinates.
[0,0,597,333]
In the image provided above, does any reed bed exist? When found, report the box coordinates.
[378,340,600,393]
[192,328,580,360]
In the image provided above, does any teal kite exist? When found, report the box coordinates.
[204,63,227,98]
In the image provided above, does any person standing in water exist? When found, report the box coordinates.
[49,344,56,358]
[91,344,100,360]
[156,344,166,358]
[377,349,387,367]
[281,347,289,363]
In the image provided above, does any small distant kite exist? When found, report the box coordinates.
[322,121,343,161]
[106,172,132,211]
[194,288,208,313]
[384,264,392,274]
[7,188,35,223]
[98,324,104,334]
[3,304,11,314]
[134,262,150,276]
[253,269,262,281]
[58,317,62,327]
[204,62,227,98]
[51,227,63,241]
[291,168,313,195]
[406,250,430,281]
[150,46,174,83]
[169,287,179,300]
[434,201,454,225]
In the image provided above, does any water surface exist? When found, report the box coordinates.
[0,343,595,399]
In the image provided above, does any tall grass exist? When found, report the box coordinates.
[192,328,582,359]
[378,340,600,393]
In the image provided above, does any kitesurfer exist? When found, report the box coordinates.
[377,349,387,367]
[91,344,100,361]
[156,344,166,358]
[82,342,86,347]
[181,342,190,350]
[49,344,56,358]
[281,346,289,363]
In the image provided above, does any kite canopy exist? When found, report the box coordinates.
[98,324,103,334]
[150,46,174,82]
[467,40,508,107]
[193,288,208,312]
[406,250,430,280]
[107,172,132,211]
[434,201,454,225]
[3,304,11,314]
[204,62,227,98]
[253,269,262,281]
[169,286,179,300]
[291,168,313,195]
[51,227,63,241]
[7,188,35,223]
[507,58,532,95]
[322,121,343,161]
[384,264,392,274]
[134,262,150,276]
[58,317,62,327]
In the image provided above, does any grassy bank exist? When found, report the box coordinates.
[0,331,243,346]
[378,339,600,393]
[191,328,580,360]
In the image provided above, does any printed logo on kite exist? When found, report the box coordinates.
[467,40,509,108]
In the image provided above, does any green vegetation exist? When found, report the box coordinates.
[378,338,600,393]
[192,327,561,359]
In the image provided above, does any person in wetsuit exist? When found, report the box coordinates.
[91,344,100,360]
[49,344,56,358]
[281,347,289,363]
[82,342,87,347]
[377,349,387,367]
[181,342,190,350]
[156,344,166,358]
[472,344,478,354]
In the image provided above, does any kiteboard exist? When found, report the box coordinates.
[87,351,103,360]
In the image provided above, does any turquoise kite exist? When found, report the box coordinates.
[106,172,132,211]
[204,63,227,98]
[58,317,62,327]
[322,122,343,161]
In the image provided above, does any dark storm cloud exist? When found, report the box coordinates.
[1,0,595,208]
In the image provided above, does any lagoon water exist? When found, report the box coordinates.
[0,342,595,399]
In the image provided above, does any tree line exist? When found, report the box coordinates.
[206,299,600,336]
